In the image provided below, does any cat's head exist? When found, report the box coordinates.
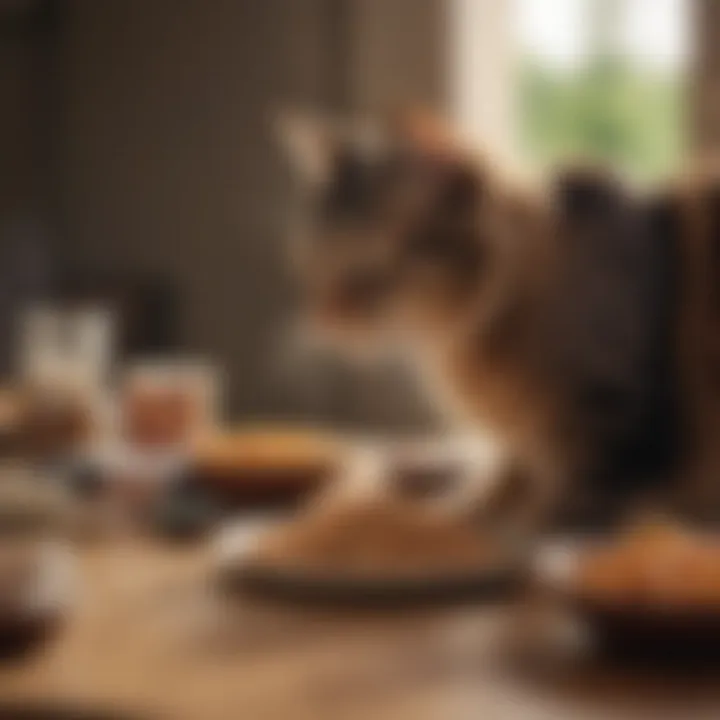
[276,109,528,352]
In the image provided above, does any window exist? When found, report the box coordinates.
[515,0,691,180]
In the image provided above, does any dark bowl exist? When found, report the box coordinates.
[570,597,720,663]
[536,538,720,664]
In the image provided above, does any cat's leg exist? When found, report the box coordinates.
[495,432,595,539]
[428,434,518,521]
[429,431,586,539]
[432,438,563,539]
[499,458,570,541]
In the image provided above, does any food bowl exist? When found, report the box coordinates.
[192,427,344,507]
[536,526,720,662]
[213,494,526,607]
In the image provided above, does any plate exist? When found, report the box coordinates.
[213,520,525,607]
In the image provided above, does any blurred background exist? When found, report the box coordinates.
[0,0,701,433]
[516,0,688,178]
[0,2,718,718]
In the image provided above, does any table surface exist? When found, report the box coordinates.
[0,538,719,720]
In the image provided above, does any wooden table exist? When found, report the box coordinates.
[0,539,719,720]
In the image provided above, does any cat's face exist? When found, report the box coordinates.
[277,111,500,350]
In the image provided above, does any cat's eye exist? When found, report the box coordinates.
[319,149,379,221]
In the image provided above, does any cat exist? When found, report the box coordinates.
[275,109,680,533]
[653,167,720,520]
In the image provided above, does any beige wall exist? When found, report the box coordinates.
[59,0,445,426]
[60,0,336,418]
[450,0,515,160]
[344,0,447,112]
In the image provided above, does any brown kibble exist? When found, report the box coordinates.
[576,519,720,613]
[248,493,496,578]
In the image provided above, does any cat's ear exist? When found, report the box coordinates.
[273,108,334,186]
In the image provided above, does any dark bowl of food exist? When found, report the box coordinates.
[192,427,345,509]
[537,521,720,663]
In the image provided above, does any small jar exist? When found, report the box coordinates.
[120,359,219,451]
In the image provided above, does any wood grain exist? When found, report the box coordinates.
[0,539,717,720]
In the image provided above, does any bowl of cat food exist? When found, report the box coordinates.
[538,519,720,658]
[192,426,346,508]
[215,446,524,606]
